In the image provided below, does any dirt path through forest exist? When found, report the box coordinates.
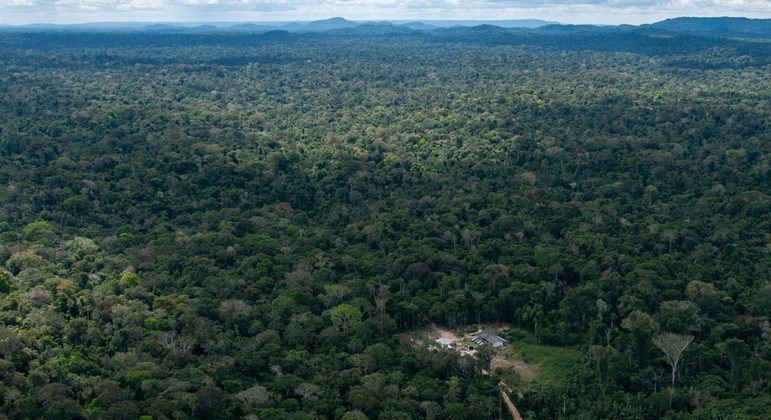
[423,324,531,419]
[499,382,523,420]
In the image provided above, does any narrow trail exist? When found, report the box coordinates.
[499,382,523,420]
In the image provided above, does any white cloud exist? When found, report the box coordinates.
[0,0,37,6]
[118,0,164,9]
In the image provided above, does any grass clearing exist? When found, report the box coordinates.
[509,342,582,386]
[495,328,582,387]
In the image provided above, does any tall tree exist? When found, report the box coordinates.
[653,332,694,386]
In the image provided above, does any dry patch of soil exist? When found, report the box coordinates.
[435,326,461,342]
[491,356,538,382]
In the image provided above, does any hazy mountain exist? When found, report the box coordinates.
[411,19,557,29]
[536,24,618,33]
[646,17,771,37]
[227,23,280,32]
[282,17,359,31]
[1,17,769,40]
[329,23,419,36]
[399,22,436,31]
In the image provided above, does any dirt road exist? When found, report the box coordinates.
[499,382,523,420]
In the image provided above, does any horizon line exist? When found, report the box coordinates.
[1,15,765,28]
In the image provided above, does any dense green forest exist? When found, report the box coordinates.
[0,24,769,419]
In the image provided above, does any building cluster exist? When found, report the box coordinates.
[430,329,507,355]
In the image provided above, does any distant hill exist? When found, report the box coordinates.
[536,24,620,34]
[144,23,178,31]
[329,23,418,36]
[429,25,520,44]
[227,23,278,32]
[400,22,436,31]
[282,17,359,32]
[411,19,556,29]
[647,17,771,36]
[2,17,769,40]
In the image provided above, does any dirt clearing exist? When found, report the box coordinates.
[435,326,461,342]
[491,356,538,382]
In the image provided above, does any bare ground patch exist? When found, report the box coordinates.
[491,356,538,382]
[434,325,461,342]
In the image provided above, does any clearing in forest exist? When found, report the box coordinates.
[410,324,580,384]
[408,324,580,387]
[490,356,538,382]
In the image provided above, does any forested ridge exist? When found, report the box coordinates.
[0,27,769,419]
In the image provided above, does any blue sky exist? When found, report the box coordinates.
[1,0,769,25]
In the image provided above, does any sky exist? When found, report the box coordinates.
[0,0,769,25]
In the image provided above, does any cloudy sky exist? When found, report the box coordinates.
[1,0,769,25]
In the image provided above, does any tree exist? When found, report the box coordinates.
[44,399,83,420]
[370,284,389,316]
[0,268,13,294]
[118,271,142,289]
[237,385,272,414]
[657,301,700,334]
[341,410,368,420]
[443,402,467,420]
[588,345,616,396]
[327,304,362,335]
[621,310,660,366]
[420,401,441,420]
[23,220,55,238]
[483,264,509,291]
[294,383,322,402]
[652,333,694,387]
[717,338,750,388]
[194,386,229,419]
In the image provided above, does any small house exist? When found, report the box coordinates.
[472,331,507,348]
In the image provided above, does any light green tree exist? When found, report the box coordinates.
[328,304,362,334]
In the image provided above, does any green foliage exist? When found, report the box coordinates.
[0,268,13,293]
[328,304,363,334]
[509,341,582,387]
[119,271,142,288]
[125,370,152,387]
[62,196,87,213]
[22,220,55,237]
[0,29,768,419]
